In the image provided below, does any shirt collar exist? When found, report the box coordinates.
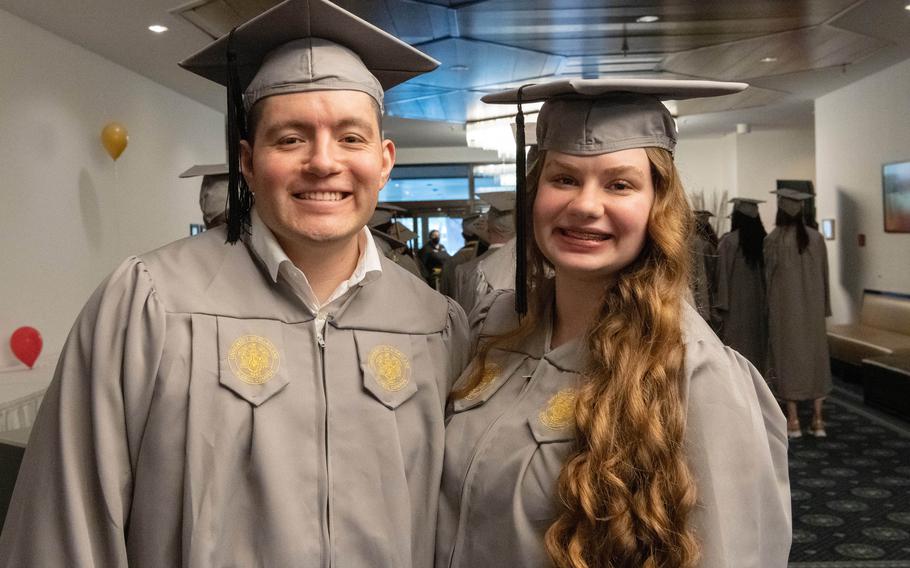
[249,208,383,309]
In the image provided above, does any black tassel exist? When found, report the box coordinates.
[225,29,253,243]
[514,85,530,317]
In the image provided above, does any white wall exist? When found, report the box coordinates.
[816,57,910,324]
[676,128,815,234]
[0,9,225,369]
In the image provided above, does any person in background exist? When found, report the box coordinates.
[440,214,486,297]
[0,1,470,565]
[456,190,517,314]
[437,78,790,568]
[765,187,831,438]
[420,228,450,287]
[374,220,424,279]
[715,198,768,371]
[180,163,230,229]
[690,209,719,327]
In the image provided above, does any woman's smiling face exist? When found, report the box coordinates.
[532,148,655,283]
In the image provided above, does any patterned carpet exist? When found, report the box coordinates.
[788,383,910,568]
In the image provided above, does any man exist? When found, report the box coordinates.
[418,228,449,287]
[179,163,229,228]
[456,191,517,313]
[0,1,469,566]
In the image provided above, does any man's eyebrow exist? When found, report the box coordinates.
[336,117,378,135]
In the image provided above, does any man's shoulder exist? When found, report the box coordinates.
[136,227,283,317]
[338,256,454,334]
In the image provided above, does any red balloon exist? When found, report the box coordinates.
[10,326,42,369]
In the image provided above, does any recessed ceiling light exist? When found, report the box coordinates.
[761,57,778,63]
[636,15,659,23]
[905,3,910,10]
[148,25,168,33]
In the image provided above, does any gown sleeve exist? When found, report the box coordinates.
[0,257,165,567]
[442,297,472,391]
[684,334,792,567]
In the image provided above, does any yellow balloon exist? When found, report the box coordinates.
[101,122,128,160]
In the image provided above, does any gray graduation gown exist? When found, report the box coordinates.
[456,238,516,315]
[0,226,470,568]
[716,230,768,370]
[764,227,832,400]
[437,290,791,568]
[440,243,478,298]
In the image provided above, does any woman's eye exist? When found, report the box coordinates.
[609,180,634,191]
[552,175,576,186]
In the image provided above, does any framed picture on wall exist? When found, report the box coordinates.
[883,161,910,233]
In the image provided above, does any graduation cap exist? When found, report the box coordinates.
[729,197,764,219]
[693,209,714,218]
[481,78,747,314]
[180,163,229,228]
[479,191,517,236]
[179,0,439,243]
[384,221,418,244]
[369,202,407,228]
[771,188,812,216]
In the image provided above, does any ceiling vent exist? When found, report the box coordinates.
[170,0,281,39]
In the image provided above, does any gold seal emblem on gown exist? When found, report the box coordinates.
[369,345,411,392]
[539,389,577,430]
[228,335,280,385]
[465,363,501,400]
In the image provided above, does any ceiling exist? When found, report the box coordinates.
[3,0,910,146]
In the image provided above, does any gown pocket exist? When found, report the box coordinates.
[215,316,290,407]
[354,330,419,410]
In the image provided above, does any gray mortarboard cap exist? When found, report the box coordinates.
[180,164,229,228]
[369,202,406,227]
[371,227,409,250]
[481,78,747,315]
[772,188,812,216]
[729,197,764,218]
[480,191,517,213]
[179,0,439,112]
[480,191,517,235]
[385,221,418,243]
[483,78,746,156]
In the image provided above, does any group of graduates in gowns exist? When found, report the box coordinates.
[700,190,832,438]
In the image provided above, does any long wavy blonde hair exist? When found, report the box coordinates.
[452,146,698,567]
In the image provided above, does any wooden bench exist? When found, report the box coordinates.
[827,290,910,372]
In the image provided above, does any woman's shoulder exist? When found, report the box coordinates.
[469,288,519,341]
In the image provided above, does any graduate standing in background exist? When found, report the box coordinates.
[438,78,790,568]
[715,198,768,370]
[765,188,832,439]
[0,1,470,565]
[455,191,517,313]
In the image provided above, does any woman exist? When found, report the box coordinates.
[715,198,768,370]
[436,80,791,568]
[765,188,831,438]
